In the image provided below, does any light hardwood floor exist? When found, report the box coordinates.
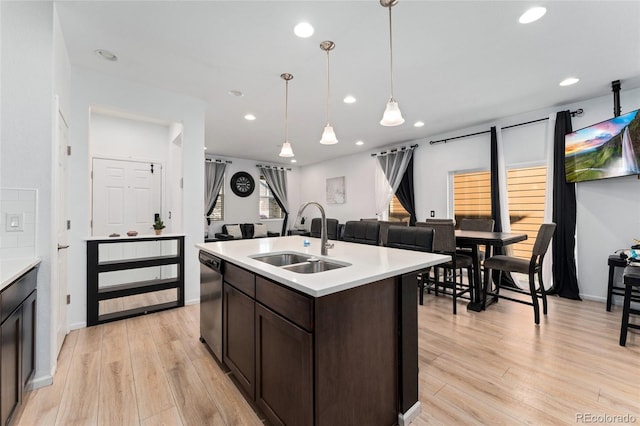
[15,293,640,425]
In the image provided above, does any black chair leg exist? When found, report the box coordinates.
[452,270,457,315]
[529,272,540,324]
[607,263,615,312]
[620,284,632,346]
[538,269,548,315]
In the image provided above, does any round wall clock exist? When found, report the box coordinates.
[230,171,255,197]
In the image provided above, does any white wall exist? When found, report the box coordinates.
[68,68,206,330]
[299,87,640,303]
[298,154,377,223]
[1,0,56,386]
[205,155,300,237]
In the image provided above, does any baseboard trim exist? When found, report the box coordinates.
[27,374,53,391]
[398,401,421,426]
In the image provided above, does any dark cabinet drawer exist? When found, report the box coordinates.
[256,276,313,331]
[1,268,37,324]
[224,263,255,298]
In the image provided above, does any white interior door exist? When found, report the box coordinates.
[92,158,162,237]
[55,107,69,356]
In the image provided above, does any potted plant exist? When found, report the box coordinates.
[153,218,166,235]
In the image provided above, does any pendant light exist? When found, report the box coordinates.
[319,40,338,145]
[380,0,405,126]
[279,73,295,157]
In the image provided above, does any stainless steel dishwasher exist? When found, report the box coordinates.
[199,251,223,361]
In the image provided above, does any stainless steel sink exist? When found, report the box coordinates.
[283,259,349,274]
[251,252,312,267]
[250,251,350,273]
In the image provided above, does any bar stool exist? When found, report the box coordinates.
[619,265,640,346]
[607,255,640,311]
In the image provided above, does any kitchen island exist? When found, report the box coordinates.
[196,236,449,426]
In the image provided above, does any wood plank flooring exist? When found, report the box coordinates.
[15,293,640,425]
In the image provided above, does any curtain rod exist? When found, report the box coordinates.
[370,143,419,157]
[256,164,292,171]
[429,108,584,145]
[205,158,232,163]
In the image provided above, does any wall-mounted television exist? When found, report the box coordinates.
[565,109,640,183]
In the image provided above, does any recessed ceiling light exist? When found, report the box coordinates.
[519,7,547,24]
[244,114,256,121]
[343,95,357,104]
[414,121,425,128]
[291,159,297,163]
[559,77,580,86]
[228,90,244,97]
[355,141,364,146]
[294,22,314,38]
[95,49,118,61]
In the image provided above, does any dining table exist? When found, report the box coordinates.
[455,229,528,312]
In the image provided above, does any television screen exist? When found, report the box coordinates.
[565,109,640,183]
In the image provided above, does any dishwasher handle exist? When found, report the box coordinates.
[199,252,223,272]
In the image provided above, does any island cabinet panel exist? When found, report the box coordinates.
[1,307,22,426]
[314,277,398,426]
[1,267,37,426]
[255,303,313,426]
[255,276,313,331]
[225,263,255,298]
[223,283,255,399]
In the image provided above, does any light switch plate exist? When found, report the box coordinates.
[5,213,24,232]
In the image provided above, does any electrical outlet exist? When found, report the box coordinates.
[430,210,435,218]
[5,213,24,232]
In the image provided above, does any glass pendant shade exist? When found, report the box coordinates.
[278,73,295,158]
[320,124,338,145]
[380,98,405,126]
[279,141,294,157]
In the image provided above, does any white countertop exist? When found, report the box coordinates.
[1,257,41,292]
[196,236,450,297]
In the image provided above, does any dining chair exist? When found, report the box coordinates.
[341,220,380,245]
[416,219,474,314]
[482,222,556,324]
[385,226,435,305]
[309,218,339,240]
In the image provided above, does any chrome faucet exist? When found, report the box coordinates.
[296,201,334,256]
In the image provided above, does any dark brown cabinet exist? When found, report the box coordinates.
[1,307,21,426]
[223,282,255,399]
[255,303,313,426]
[0,266,37,426]
[218,260,409,426]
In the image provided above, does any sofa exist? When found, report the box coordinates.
[214,223,280,240]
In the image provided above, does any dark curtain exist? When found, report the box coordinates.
[205,161,226,225]
[489,127,516,287]
[395,157,417,225]
[549,110,581,299]
[258,167,290,236]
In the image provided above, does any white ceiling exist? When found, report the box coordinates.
[56,1,640,166]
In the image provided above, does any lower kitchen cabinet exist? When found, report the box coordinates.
[223,282,255,399]
[255,303,313,426]
[0,266,37,426]
[1,307,21,426]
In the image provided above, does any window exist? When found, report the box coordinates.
[388,195,411,223]
[453,165,547,259]
[208,183,224,221]
[259,176,283,219]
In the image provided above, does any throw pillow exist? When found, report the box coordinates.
[226,224,243,239]
[253,223,268,238]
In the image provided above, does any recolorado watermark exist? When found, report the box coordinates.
[576,413,637,423]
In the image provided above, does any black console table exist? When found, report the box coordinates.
[86,234,185,326]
